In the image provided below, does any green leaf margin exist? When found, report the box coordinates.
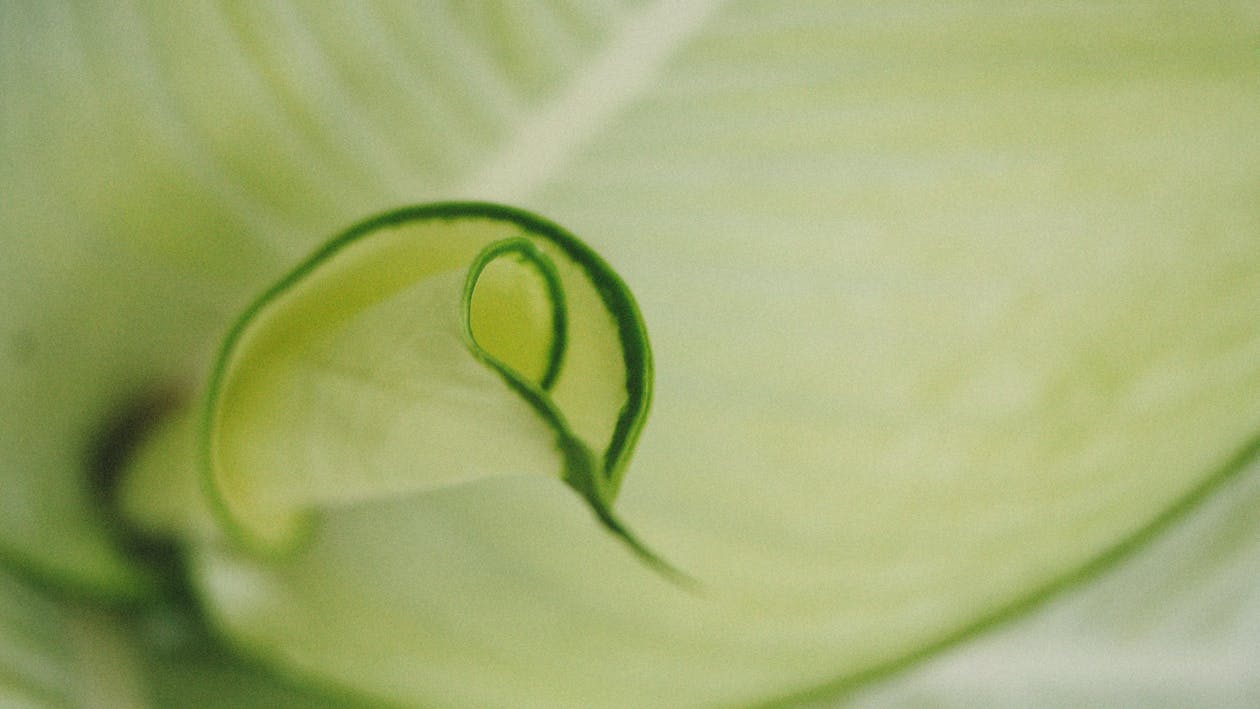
[198,202,668,571]
[758,430,1260,707]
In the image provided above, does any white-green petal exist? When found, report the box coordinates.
[3,0,1260,707]
[852,454,1260,708]
[187,2,1260,706]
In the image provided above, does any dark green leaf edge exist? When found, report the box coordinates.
[129,598,398,709]
[460,237,690,584]
[0,538,159,607]
[758,428,1260,707]
[462,238,569,393]
[200,202,660,566]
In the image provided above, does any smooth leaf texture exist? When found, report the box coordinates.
[851,459,1260,707]
[2,1,1260,707]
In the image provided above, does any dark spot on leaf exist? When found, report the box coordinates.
[85,386,186,508]
[84,384,194,598]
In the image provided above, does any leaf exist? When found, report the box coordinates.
[200,203,659,567]
[4,1,1260,707]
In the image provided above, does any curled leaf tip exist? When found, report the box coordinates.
[201,202,673,574]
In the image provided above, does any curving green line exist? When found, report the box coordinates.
[462,237,569,392]
[436,202,654,495]
[459,237,684,575]
[200,202,673,577]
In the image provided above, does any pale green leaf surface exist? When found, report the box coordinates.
[3,1,1260,707]
[0,0,643,596]
[188,2,1260,707]
[0,565,358,709]
[117,408,219,544]
[208,219,558,550]
[851,454,1260,708]
[0,2,282,596]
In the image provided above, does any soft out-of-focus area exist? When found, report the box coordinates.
[3,2,1260,706]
